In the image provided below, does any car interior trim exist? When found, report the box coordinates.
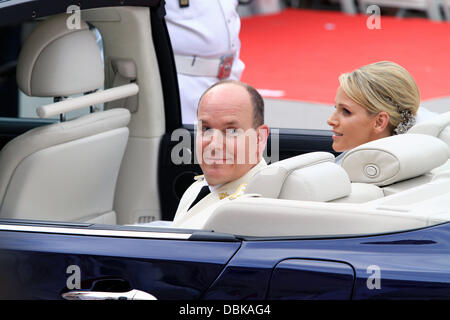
[0,223,192,240]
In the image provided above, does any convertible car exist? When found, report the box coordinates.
[0,0,449,300]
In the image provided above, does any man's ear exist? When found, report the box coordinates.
[373,111,390,134]
[256,124,269,157]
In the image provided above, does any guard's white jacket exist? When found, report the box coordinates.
[165,0,245,124]
[172,159,267,229]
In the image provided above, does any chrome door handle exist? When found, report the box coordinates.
[62,289,157,300]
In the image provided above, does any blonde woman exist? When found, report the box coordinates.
[327,61,420,162]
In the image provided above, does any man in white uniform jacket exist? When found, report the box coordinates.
[165,0,245,124]
[172,80,269,229]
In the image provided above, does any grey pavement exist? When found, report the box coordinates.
[264,96,450,130]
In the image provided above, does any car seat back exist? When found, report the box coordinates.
[341,133,449,196]
[0,14,136,223]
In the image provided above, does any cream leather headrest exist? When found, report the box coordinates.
[17,14,104,97]
[342,133,450,186]
[246,152,351,202]
[408,111,450,150]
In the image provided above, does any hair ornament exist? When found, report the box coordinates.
[393,108,416,135]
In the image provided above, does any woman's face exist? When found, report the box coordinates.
[327,86,382,152]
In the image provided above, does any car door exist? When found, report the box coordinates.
[0,220,240,300]
[202,222,450,300]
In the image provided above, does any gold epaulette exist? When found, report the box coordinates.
[218,192,229,200]
[194,174,205,181]
[228,183,248,200]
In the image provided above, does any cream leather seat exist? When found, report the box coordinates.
[0,14,136,224]
[340,133,450,196]
[246,133,449,205]
[408,111,450,147]
[245,152,376,202]
[408,111,450,175]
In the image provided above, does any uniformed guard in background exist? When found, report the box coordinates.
[165,0,245,124]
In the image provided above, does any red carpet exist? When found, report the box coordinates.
[239,9,450,104]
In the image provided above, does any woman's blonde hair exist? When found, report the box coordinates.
[339,61,420,133]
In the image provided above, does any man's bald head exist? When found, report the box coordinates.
[198,80,264,128]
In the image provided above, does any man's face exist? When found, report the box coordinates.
[196,83,267,186]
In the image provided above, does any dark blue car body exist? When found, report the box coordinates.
[1,220,449,299]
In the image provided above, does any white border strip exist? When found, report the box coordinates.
[0,224,191,240]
